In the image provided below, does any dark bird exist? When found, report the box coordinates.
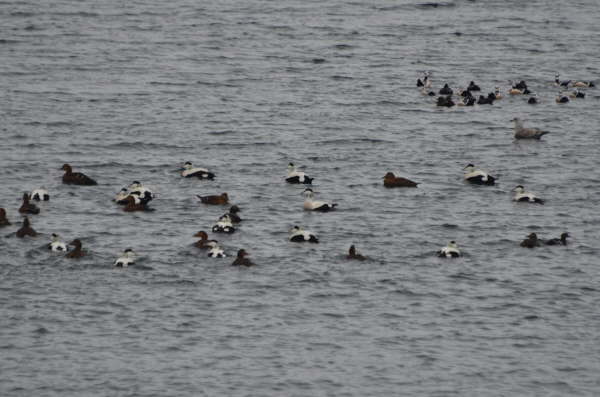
[193,231,217,249]
[554,74,570,88]
[528,95,538,104]
[383,172,418,188]
[467,81,481,91]
[66,239,86,258]
[231,249,255,267]
[61,164,97,185]
[227,205,242,223]
[197,193,229,205]
[436,95,455,107]
[520,233,540,248]
[546,232,570,246]
[347,245,366,260]
[439,84,453,95]
[19,193,40,215]
[0,208,12,227]
[123,195,153,212]
[16,217,37,238]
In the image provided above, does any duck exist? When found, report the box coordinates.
[462,96,476,106]
[212,214,235,234]
[572,80,594,88]
[520,233,540,248]
[61,164,97,185]
[16,216,37,238]
[0,208,11,227]
[207,241,226,258]
[231,249,255,267]
[66,239,86,258]
[383,172,418,188]
[436,95,455,107]
[439,84,453,95]
[123,195,153,212]
[114,187,131,204]
[128,181,154,203]
[193,231,217,249]
[48,233,68,252]
[197,193,229,205]
[514,80,528,90]
[180,161,215,179]
[19,193,40,215]
[512,118,549,139]
[347,245,366,260]
[477,94,494,105]
[286,163,313,184]
[303,188,337,212]
[467,81,481,91]
[227,205,242,223]
[569,89,585,99]
[508,86,525,95]
[513,185,544,204]
[463,164,496,185]
[527,95,538,104]
[114,248,136,267]
[555,92,570,103]
[494,87,503,100]
[438,241,461,258]
[554,74,570,88]
[289,226,319,243]
[545,232,570,246]
[30,187,49,201]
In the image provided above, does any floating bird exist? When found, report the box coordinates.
[383,172,418,188]
[19,193,40,215]
[528,95,538,104]
[207,241,226,258]
[513,185,544,204]
[227,205,242,223]
[554,74,570,88]
[180,161,215,179]
[66,239,86,258]
[520,233,540,248]
[461,96,476,106]
[514,80,528,90]
[193,231,217,249]
[48,233,67,252]
[114,187,131,204]
[212,214,235,234]
[436,95,455,107]
[30,187,49,201]
[439,84,453,95]
[61,164,97,185]
[128,181,154,203]
[512,118,549,140]
[545,232,570,246]
[467,81,481,91]
[569,89,585,99]
[231,249,255,267]
[494,87,503,100]
[477,94,494,105]
[123,195,153,212]
[458,88,473,98]
[463,164,496,185]
[0,208,11,227]
[114,249,136,267]
[572,79,594,88]
[303,189,337,212]
[289,226,319,243]
[16,217,37,238]
[347,245,366,260]
[197,193,229,205]
[555,92,570,103]
[286,163,313,184]
[438,241,461,258]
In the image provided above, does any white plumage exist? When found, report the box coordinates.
[30,187,49,201]
[48,233,67,252]
[438,241,461,258]
[207,241,226,258]
[302,189,337,212]
[289,226,319,243]
[513,185,544,204]
[181,161,214,179]
[114,249,136,267]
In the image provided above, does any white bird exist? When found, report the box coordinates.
[512,118,549,140]
[289,226,319,243]
[180,161,215,179]
[30,187,49,201]
[129,181,154,202]
[286,163,313,184]
[48,233,67,252]
[207,241,226,258]
[114,249,136,267]
[513,185,544,204]
[438,241,461,258]
[114,187,130,204]
[463,164,496,185]
[212,214,235,234]
[303,189,337,212]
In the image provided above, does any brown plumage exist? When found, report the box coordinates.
[16,217,37,238]
[66,239,86,258]
[197,193,229,205]
[520,233,540,248]
[193,231,217,249]
[18,193,40,215]
[231,249,255,267]
[383,172,419,188]
[61,164,97,185]
[123,196,151,212]
[0,208,10,227]
[347,245,366,261]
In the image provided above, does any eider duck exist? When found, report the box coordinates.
[227,205,242,223]
[286,163,313,184]
[30,187,49,201]
[128,181,154,203]
[467,81,481,91]
[207,241,226,258]
[289,226,319,243]
[462,96,476,106]
[19,193,40,215]
[436,95,455,107]
[438,241,461,258]
[439,84,453,95]
[123,195,153,212]
[212,214,235,234]
[513,185,544,204]
[114,187,131,204]
[48,233,68,252]
[193,231,216,249]
[0,208,10,227]
[383,172,418,188]
[520,233,540,248]
[572,79,594,88]
[231,249,255,267]
[555,92,570,103]
[61,164,97,185]
[554,74,570,88]
[514,80,528,90]
[463,164,496,185]
[512,118,549,140]
[197,193,229,205]
[66,239,86,258]
[528,95,538,104]
[545,232,570,246]
[114,248,136,267]
[494,87,503,100]
[16,217,37,238]
[477,94,494,105]
[303,188,337,212]
[347,245,366,261]
[180,161,215,179]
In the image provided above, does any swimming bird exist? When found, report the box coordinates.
[569,89,585,99]
[555,92,570,103]
[207,241,226,258]
[467,81,481,91]
[30,187,49,201]
[114,248,136,267]
[520,233,540,248]
[545,232,570,246]
[463,164,496,185]
[128,181,154,203]
[114,187,131,204]
[514,80,528,90]
[123,195,153,212]
[180,161,215,179]
[227,205,242,223]
[477,94,494,105]
[0,208,11,227]
[289,226,319,243]
[303,188,337,212]
[286,163,313,184]
[383,172,418,188]
[48,233,68,252]
[436,95,455,107]
[66,239,86,258]
[494,87,503,100]
[513,185,544,204]
[572,79,595,88]
[61,164,97,185]
[462,96,476,106]
[347,245,366,260]
[512,118,549,140]
[528,95,538,104]
[438,241,461,258]
[212,214,235,234]
[231,249,255,267]
[19,193,40,215]
[439,84,453,95]
[193,231,217,249]
[16,217,37,238]
[197,193,229,205]
[554,74,570,88]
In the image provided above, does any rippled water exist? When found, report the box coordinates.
[1,0,600,395]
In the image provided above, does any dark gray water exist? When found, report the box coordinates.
[1,0,600,395]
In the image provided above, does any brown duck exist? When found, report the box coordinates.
[123,195,152,212]
[16,217,37,238]
[193,231,217,249]
[347,245,366,261]
[61,164,97,185]
[18,193,40,215]
[66,239,86,258]
[520,233,540,248]
[0,208,11,227]
[383,172,419,188]
[546,232,570,246]
[197,193,229,205]
[231,249,255,267]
